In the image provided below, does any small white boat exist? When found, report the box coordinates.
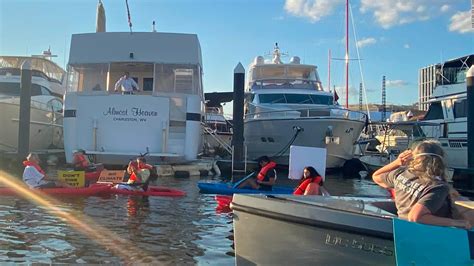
[0,54,65,152]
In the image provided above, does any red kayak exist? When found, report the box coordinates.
[0,185,111,196]
[215,195,233,213]
[110,185,186,197]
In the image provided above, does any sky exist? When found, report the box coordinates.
[1,0,473,114]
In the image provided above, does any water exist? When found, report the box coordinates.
[0,171,388,264]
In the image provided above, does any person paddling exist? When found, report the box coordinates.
[237,156,277,191]
[293,166,323,195]
[22,153,68,188]
[115,157,154,191]
[72,149,104,173]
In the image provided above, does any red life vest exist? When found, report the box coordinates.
[128,162,153,183]
[73,153,89,169]
[293,176,323,195]
[257,161,277,181]
[23,161,45,175]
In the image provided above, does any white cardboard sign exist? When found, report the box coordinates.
[288,145,326,181]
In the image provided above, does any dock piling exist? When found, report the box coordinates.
[17,59,32,159]
[232,63,245,176]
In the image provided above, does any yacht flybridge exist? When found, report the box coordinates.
[63,32,204,165]
[244,44,366,167]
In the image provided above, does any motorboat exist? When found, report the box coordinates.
[243,44,367,167]
[63,31,205,165]
[358,121,441,172]
[0,53,65,153]
[231,194,396,265]
[421,56,472,170]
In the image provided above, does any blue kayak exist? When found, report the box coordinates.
[198,182,294,195]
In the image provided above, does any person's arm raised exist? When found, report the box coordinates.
[372,150,412,188]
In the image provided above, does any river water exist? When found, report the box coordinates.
[0,170,389,264]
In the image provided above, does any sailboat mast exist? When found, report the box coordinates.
[345,0,349,108]
[328,49,331,91]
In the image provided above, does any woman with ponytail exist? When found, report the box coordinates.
[372,140,471,229]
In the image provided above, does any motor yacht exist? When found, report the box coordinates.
[63,32,205,165]
[0,53,65,153]
[243,44,367,167]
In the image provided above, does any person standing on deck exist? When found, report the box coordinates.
[114,72,140,94]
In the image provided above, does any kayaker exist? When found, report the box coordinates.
[119,157,154,191]
[22,153,66,188]
[237,156,277,191]
[293,166,323,195]
[72,149,103,173]
[372,140,472,229]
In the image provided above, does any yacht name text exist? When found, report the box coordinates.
[103,107,158,117]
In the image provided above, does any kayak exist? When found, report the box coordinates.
[110,185,186,197]
[0,184,111,196]
[198,182,294,195]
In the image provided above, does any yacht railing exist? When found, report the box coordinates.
[201,122,232,155]
[245,105,367,122]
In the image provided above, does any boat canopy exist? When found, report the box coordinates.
[0,56,65,84]
[68,32,202,66]
[66,32,203,95]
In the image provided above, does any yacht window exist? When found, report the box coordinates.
[423,102,444,120]
[0,82,20,96]
[453,99,467,118]
[259,94,286,104]
[310,95,333,105]
[143,78,153,91]
[285,94,312,104]
[40,86,51,96]
[31,84,43,96]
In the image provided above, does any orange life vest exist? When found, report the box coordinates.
[23,161,45,175]
[293,176,323,195]
[73,153,89,169]
[128,161,153,183]
[257,161,277,181]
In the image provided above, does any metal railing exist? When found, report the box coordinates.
[245,105,367,122]
[201,122,232,155]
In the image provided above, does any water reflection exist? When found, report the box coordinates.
[0,169,389,264]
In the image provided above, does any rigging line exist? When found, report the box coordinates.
[349,3,371,121]
[125,0,133,33]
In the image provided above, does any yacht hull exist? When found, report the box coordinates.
[244,118,365,168]
[231,194,395,266]
[0,99,63,152]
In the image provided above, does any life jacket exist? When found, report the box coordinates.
[257,161,277,181]
[23,161,45,175]
[293,176,323,195]
[73,153,89,169]
[128,162,153,183]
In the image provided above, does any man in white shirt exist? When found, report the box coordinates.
[114,72,140,94]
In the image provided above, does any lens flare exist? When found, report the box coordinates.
[0,170,157,263]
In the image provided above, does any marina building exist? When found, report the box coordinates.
[418,54,473,111]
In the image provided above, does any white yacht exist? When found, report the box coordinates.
[63,32,205,165]
[0,54,65,153]
[422,68,469,169]
[243,45,367,168]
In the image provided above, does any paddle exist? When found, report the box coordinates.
[232,171,256,188]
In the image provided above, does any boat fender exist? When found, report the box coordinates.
[212,160,221,177]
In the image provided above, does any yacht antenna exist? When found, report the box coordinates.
[266,43,288,64]
[152,20,157,32]
[125,0,133,33]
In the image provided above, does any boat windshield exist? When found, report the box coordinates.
[0,82,51,96]
[67,62,202,95]
[258,93,333,105]
[0,57,65,84]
